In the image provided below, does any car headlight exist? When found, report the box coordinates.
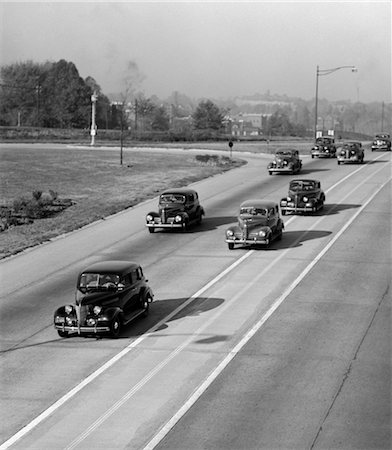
[93,305,102,315]
[146,214,153,221]
[226,230,234,237]
[258,230,266,237]
[303,196,308,202]
[175,215,182,223]
[287,196,291,201]
[65,305,73,314]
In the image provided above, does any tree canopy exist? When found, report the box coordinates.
[192,100,224,130]
[0,59,109,128]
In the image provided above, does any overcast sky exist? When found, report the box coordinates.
[1,1,391,103]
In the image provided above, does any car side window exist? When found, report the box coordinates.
[121,274,132,287]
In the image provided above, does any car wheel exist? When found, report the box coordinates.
[276,230,282,241]
[281,210,286,216]
[57,330,69,338]
[148,227,154,233]
[311,155,314,159]
[338,161,341,165]
[228,242,234,250]
[109,316,122,338]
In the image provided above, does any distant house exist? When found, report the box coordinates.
[229,113,270,136]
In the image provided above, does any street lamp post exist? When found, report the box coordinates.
[314,65,357,139]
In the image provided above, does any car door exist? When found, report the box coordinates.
[185,193,196,219]
[268,207,277,233]
[127,268,145,315]
[122,270,141,318]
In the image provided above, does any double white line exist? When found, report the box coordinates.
[1,154,389,449]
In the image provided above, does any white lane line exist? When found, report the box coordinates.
[143,174,391,450]
[0,252,253,450]
[0,152,388,449]
[59,157,392,448]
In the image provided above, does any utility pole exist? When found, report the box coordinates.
[90,91,98,146]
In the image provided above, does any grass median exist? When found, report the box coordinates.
[0,145,247,258]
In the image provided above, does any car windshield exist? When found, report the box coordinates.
[79,273,120,290]
[160,194,186,204]
[276,151,293,157]
[290,181,315,191]
[240,207,268,216]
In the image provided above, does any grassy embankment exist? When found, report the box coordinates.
[0,145,249,258]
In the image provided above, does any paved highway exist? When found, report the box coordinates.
[0,145,390,449]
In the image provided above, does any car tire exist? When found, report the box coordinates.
[109,316,122,338]
[57,330,69,338]
[276,230,282,241]
[338,161,341,165]
[311,155,314,159]
[281,210,286,216]
[228,243,234,250]
[148,227,154,233]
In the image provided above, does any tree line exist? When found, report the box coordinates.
[1,59,389,137]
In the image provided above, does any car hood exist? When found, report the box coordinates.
[159,204,185,214]
[76,290,118,306]
[239,216,268,229]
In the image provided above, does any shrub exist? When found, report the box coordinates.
[32,190,43,201]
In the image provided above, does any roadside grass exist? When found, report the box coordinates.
[0,146,245,258]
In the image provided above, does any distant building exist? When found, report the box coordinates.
[229,113,271,136]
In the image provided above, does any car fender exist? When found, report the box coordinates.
[139,286,154,302]
[258,226,272,237]
[101,307,123,322]
[146,211,159,218]
[197,206,205,216]
[54,305,70,318]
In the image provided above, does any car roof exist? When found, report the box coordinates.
[290,179,319,184]
[240,199,278,209]
[276,148,297,153]
[160,188,197,196]
[79,260,140,275]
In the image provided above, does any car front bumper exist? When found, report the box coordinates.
[337,157,362,163]
[268,168,294,173]
[54,324,110,334]
[281,205,316,213]
[146,222,184,229]
[311,151,334,157]
[226,237,269,245]
[372,146,390,151]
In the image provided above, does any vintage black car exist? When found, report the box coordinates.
[268,149,302,175]
[311,136,336,158]
[337,141,364,165]
[146,188,205,232]
[280,179,325,215]
[371,133,391,151]
[54,261,154,338]
[225,200,284,249]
